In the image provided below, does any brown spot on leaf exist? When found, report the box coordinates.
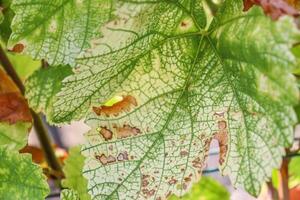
[180,150,188,157]
[113,124,141,139]
[99,126,113,141]
[184,177,191,182]
[95,154,116,165]
[117,151,129,161]
[214,131,228,165]
[218,120,227,130]
[10,43,25,53]
[168,177,177,185]
[93,95,138,117]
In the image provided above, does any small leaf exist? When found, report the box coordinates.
[62,146,91,200]
[9,0,115,65]
[25,65,72,116]
[168,177,229,200]
[0,147,50,200]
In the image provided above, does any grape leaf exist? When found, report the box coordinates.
[0,122,31,151]
[25,65,72,116]
[53,0,299,198]
[0,147,49,200]
[8,0,114,65]
[61,189,80,200]
[168,176,229,200]
[6,52,41,81]
[62,146,91,200]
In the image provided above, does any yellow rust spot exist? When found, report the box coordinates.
[93,95,138,117]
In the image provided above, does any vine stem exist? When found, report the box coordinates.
[0,45,63,177]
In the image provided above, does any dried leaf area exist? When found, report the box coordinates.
[0,68,32,124]
[93,95,138,117]
[244,0,299,19]
[95,151,129,165]
[213,112,229,165]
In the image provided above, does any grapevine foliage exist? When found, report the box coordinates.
[3,0,300,199]
[8,0,115,65]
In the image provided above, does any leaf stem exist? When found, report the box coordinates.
[0,45,63,177]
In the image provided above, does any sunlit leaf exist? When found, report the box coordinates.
[53,0,299,198]
[168,176,229,200]
[0,147,49,200]
[8,0,115,65]
[62,146,91,200]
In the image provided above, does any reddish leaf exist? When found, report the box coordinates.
[0,68,32,124]
[244,0,299,20]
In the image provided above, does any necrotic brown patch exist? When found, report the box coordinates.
[113,124,141,139]
[99,126,113,141]
[93,95,138,117]
[214,120,228,165]
[95,154,116,165]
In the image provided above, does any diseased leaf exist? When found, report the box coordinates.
[62,146,91,200]
[0,68,32,124]
[61,189,80,200]
[0,147,49,200]
[243,0,299,20]
[0,122,31,151]
[8,0,115,65]
[53,0,299,198]
[168,176,229,200]
[25,65,72,116]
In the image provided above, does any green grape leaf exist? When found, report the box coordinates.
[25,65,72,116]
[8,0,114,65]
[168,176,229,200]
[0,147,49,199]
[0,122,31,151]
[61,189,80,200]
[62,146,91,200]
[6,52,41,81]
[53,0,299,198]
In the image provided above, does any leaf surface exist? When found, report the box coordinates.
[0,147,49,200]
[62,146,91,200]
[53,0,299,198]
[0,122,31,151]
[25,65,72,116]
[168,176,229,200]
[9,0,114,65]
